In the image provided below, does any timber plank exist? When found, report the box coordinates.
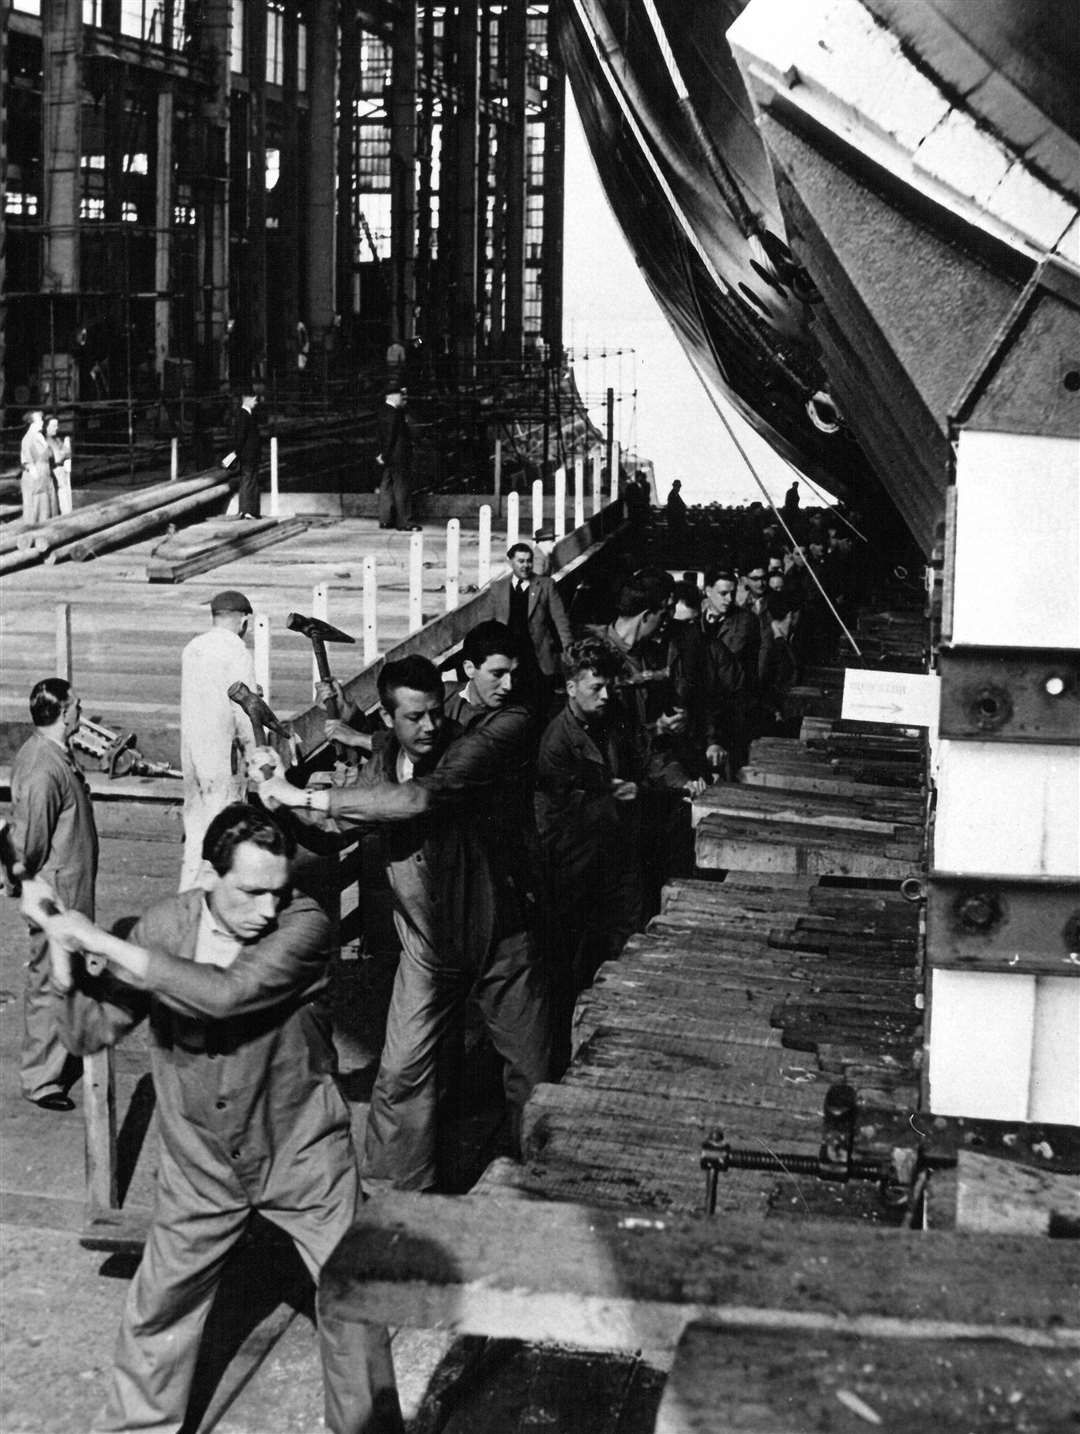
[144,516,311,582]
[318,1192,1080,1350]
[654,1322,1080,1434]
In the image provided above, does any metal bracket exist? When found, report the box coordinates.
[938,646,1080,744]
[927,871,1080,975]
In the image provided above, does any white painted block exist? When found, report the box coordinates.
[915,108,1011,204]
[928,969,1035,1119]
[1029,978,1080,1125]
[988,162,1077,252]
[953,432,1080,649]
[933,741,1080,876]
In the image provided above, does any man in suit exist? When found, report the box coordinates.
[493,542,572,713]
[10,677,99,1110]
[227,391,262,519]
[376,385,418,530]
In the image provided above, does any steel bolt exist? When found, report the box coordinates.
[955,891,1002,933]
[970,685,1012,731]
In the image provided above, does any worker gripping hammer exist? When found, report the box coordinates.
[286,612,356,719]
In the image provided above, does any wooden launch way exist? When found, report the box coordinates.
[317,600,1080,1431]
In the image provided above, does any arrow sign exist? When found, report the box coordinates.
[842,668,940,728]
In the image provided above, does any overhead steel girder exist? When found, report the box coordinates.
[754,104,1035,554]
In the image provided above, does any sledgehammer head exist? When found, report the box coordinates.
[286,613,356,645]
[228,681,290,738]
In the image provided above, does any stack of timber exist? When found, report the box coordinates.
[512,872,922,1220]
[482,619,929,1221]
[0,474,230,575]
[146,515,312,582]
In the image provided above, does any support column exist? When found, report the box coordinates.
[154,86,175,380]
[451,0,480,368]
[334,2,357,345]
[194,0,230,391]
[540,5,565,361]
[0,0,9,414]
[246,0,268,380]
[503,1,527,361]
[41,0,83,298]
[278,7,301,375]
[390,0,417,344]
[307,0,338,356]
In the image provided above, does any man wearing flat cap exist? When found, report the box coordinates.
[179,591,258,891]
[376,385,418,531]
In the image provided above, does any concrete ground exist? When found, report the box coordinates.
[0,828,495,1433]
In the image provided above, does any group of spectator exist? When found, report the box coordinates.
[19,409,72,523]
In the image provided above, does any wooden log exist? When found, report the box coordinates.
[318,1191,1080,1352]
[58,482,233,563]
[6,474,224,558]
[655,1322,1080,1434]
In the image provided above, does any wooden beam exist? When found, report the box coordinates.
[146,517,310,583]
[655,1321,1079,1434]
[319,1192,1079,1352]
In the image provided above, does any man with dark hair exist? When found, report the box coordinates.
[491,543,572,713]
[376,385,418,531]
[10,677,98,1110]
[757,591,802,733]
[257,645,548,1190]
[687,567,759,774]
[535,640,646,1070]
[444,618,522,728]
[20,803,401,1433]
[736,560,768,619]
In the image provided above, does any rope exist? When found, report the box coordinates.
[683,348,865,662]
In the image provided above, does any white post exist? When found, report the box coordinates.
[573,455,585,530]
[505,490,520,553]
[408,529,424,633]
[269,436,280,518]
[312,582,329,696]
[170,436,179,482]
[592,450,603,515]
[253,614,272,707]
[554,466,567,540]
[478,504,492,588]
[362,556,378,665]
[494,437,502,515]
[56,603,72,680]
[532,478,544,540]
[610,444,621,505]
[445,519,461,613]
